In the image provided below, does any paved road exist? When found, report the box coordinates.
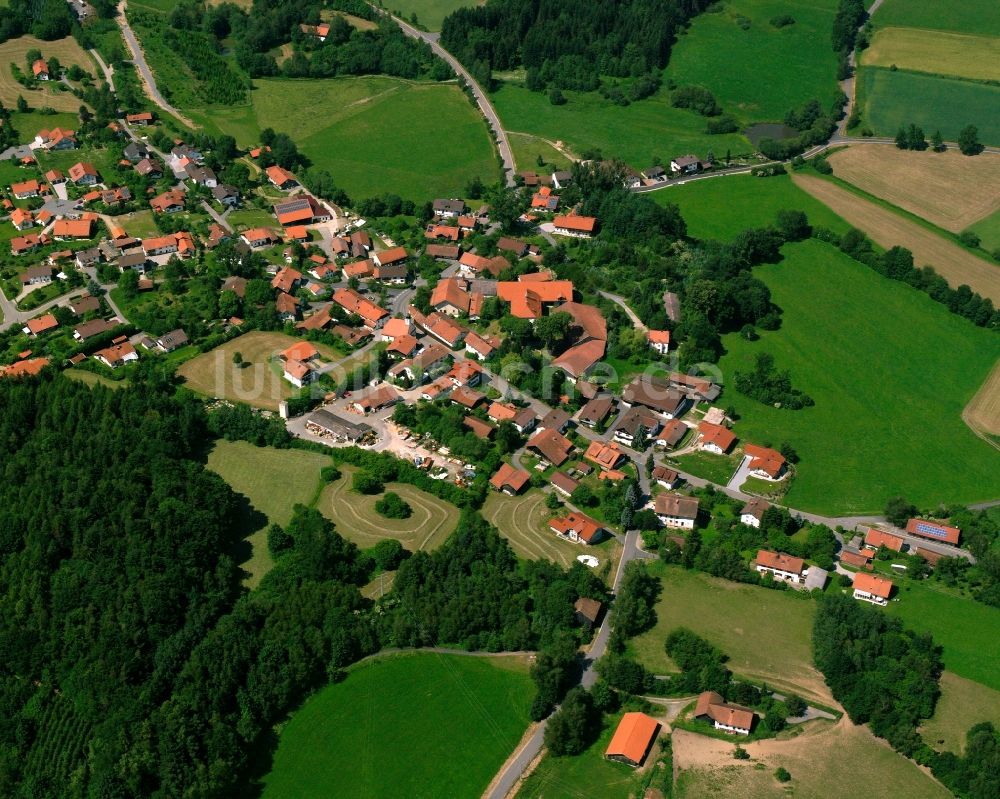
[373,7,516,185]
[201,200,233,233]
[598,290,647,332]
[89,48,115,92]
[116,1,195,128]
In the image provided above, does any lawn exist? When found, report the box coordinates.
[261,652,534,799]
[857,67,1000,146]
[654,173,852,241]
[0,36,95,111]
[887,580,1000,692]
[970,207,1000,253]
[670,451,742,487]
[517,710,649,799]
[63,368,128,390]
[861,27,1000,82]
[110,209,159,239]
[873,0,1000,38]
[318,464,460,552]
[177,331,343,411]
[206,440,329,587]
[9,110,79,139]
[715,238,1000,514]
[921,671,1000,755]
[225,207,276,232]
[827,146,1000,233]
[629,564,831,704]
[386,0,475,30]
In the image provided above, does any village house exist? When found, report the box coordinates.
[154,329,189,353]
[135,158,163,179]
[45,169,65,185]
[550,512,605,545]
[12,234,47,256]
[265,165,298,190]
[388,343,450,383]
[212,184,240,207]
[605,713,660,768]
[463,415,494,439]
[271,267,302,294]
[53,218,94,240]
[865,527,905,552]
[275,292,300,322]
[693,691,756,735]
[432,198,466,218]
[755,550,806,585]
[578,396,616,428]
[418,311,466,348]
[526,427,574,466]
[274,195,330,226]
[431,277,471,316]
[10,208,33,231]
[655,418,688,449]
[333,288,388,329]
[426,243,461,260]
[584,440,626,471]
[574,597,602,629]
[23,314,58,337]
[745,444,787,480]
[647,329,671,354]
[552,214,597,238]
[655,494,699,529]
[614,405,662,448]
[75,247,101,269]
[352,384,400,415]
[124,142,148,162]
[739,498,770,528]
[490,462,531,495]
[450,385,485,409]
[279,341,320,388]
[241,227,278,249]
[74,318,117,341]
[621,375,688,418]
[853,572,893,606]
[496,277,574,319]
[126,111,154,126]
[150,189,185,213]
[670,154,701,175]
[20,264,54,285]
[651,465,680,490]
[11,179,41,199]
[550,471,579,497]
[68,295,100,316]
[840,548,875,570]
[698,421,737,454]
[36,127,76,150]
[464,331,497,360]
[94,341,138,369]
[531,186,559,211]
[68,162,99,185]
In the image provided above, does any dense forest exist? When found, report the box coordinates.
[0,0,76,44]
[440,0,714,92]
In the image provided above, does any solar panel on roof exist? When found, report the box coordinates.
[915,521,947,538]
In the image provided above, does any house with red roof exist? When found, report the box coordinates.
[552,214,597,238]
[693,692,756,735]
[605,712,660,767]
[332,287,388,329]
[265,165,298,190]
[865,527,905,552]
[744,444,787,480]
[698,422,736,455]
[490,462,531,495]
[68,162,99,185]
[754,549,806,585]
[853,572,893,606]
[550,512,604,544]
[905,518,961,546]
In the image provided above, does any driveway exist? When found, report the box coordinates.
[726,455,753,492]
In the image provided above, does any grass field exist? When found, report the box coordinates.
[671,451,742,487]
[970,207,1000,254]
[717,238,1000,514]
[9,110,79,139]
[827,146,1000,233]
[508,131,574,172]
[318,465,459,552]
[111,209,159,239]
[921,671,1000,754]
[861,27,1000,82]
[206,440,328,587]
[0,36,94,111]
[386,0,475,30]
[873,0,1000,38]
[793,173,1000,304]
[655,173,852,241]
[518,710,649,799]
[887,580,1000,692]
[63,369,128,390]
[261,652,534,799]
[963,358,1000,439]
[674,718,951,799]
[629,564,831,703]
[857,67,1000,146]
[178,331,342,411]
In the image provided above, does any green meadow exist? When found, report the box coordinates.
[969,208,1000,254]
[857,68,1000,146]
[261,652,533,799]
[655,173,852,240]
[716,239,1000,514]
[387,0,476,30]
[873,0,1000,37]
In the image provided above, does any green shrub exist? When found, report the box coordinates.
[375,491,412,518]
[352,470,384,495]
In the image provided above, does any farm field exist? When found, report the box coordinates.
[318,465,459,552]
[673,718,951,799]
[0,36,95,111]
[629,565,831,704]
[655,172,852,240]
[861,27,1000,82]
[888,580,1000,692]
[386,0,475,30]
[717,239,1000,514]
[827,146,1000,233]
[518,710,649,799]
[970,207,1000,254]
[206,440,328,587]
[921,671,1000,755]
[792,173,1000,304]
[261,652,534,799]
[856,67,1000,146]
[963,358,1000,440]
[177,331,343,411]
[873,0,1000,38]
[482,489,613,569]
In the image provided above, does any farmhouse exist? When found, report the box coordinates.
[306,409,373,442]
[840,548,874,569]
[490,462,531,495]
[853,572,893,606]
[431,277,471,316]
[739,498,769,528]
[655,494,699,529]
[552,214,597,238]
[352,384,400,414]
[531,186,559,211]
[905,518,961,546]
[274,195,330,226]
[126,112,154,125]
[578,395,615,428]
[755,550,806,585]
[265,165,298,190]
[279,340,320,387]
[526,427,574,466]
[670,155,701,175]
[93,342,138,369]
[698,422,736,454]
[744,444,787,480]
[693,691,756,735]
[53,218,93,239]
[241,228,278,249]
[418,311,466,348]
[865,528,905,552]
[426,243,460,260]
[497,237,528,258]
[496,278,574,319]
[464,331,496,360]
[605,712,660,768]
[549,512,604,544]
[32,58,49,79]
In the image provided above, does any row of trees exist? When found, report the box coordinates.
[733,351,815,410]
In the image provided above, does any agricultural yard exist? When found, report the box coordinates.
[261,652,534,799]
[888,580,1000,693]
[921,672,1000,755]
[629,565,831,704]
[655,172,851,241]
[963,359,1000,441]
[0,36,95,111]
[385,0,475,30]
[177,331,344,411]
[855,67,1000,146]
[206,440,328,587]
[716,239,1000,514]
[792,173,1000,304]
[827,146,1000,233]
[318,465,459,552]
[673,717,952,799]
[482,490,617,569]
[872,0,1000,38]
[517,710,651,799]
[860,27,1000,82]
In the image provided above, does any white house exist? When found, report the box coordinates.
[739,498,769,528]
[654,494,699,530]
[754,550,806,585]
[853,572,893,607]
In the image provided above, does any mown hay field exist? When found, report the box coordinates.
[921,671,1000,755]
[0,36,94,111]
[963,358,1000,440]
[482,490,594,568]
[827,146,1000,232]
[861,27,1000,82]
[873,0,1000,38]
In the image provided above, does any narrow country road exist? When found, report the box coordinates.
[115,1,196,128]
[201,201,233,233]
[598,290,647,332]
[371,7,516,185]
[89,47,115,93]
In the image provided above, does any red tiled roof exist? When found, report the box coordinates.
[605,712,659,765]
[490,462,530,493]
[755,549,805,575]
[698,422,736,452]
[853,571,893,599]
[865,528,905,552]
[553,214,597,233]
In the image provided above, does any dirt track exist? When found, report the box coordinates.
[792,173,1000,304]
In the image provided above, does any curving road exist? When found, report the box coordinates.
[371,7,516,186]
[115,1,196,128]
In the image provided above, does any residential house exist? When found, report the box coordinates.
[36,128,76,150]
[574,597,602,629]
[651,465,680,490]
[23,314,58,336]
[584,440,626,471]
[621,375,688,418]
[539,407,571,433]
[274,195,330,226]
[655,418,688,449]
[154,329,189,353]
[221,276,247,298]
[10,208,33,231]
[32,58,49,80]
[497,237,528,258]
[68,162,99,185]
[647,329,670,354]
[53,218,94,239]
[11,179,40,199]
[840,549,875,570]
[380,317,413,342]
[431,277,471,316]
[693,692,755,735]
[135,158,162,179]
[490,462,531,495]
[265,165,298,190]
[332,288,388,329]
[614,406,662,448]
[426,243,460,260]
[118,251,148,272]
[20,265,54,285]
[655,494,699,529]
[44,169,65,185]
[605,713,661,768]
[416,310,466,348]
[551,471,579,497]
[550,512,605,544]
[552,215,597,238]
[279,341,319,387]
[150,189,185,213]
[865,528,905,552]
[123,142,149,162]
[755,550,806,584]
[75,247,101,268]
[739,498,770,528]
[274,292,300,322]
[496,278,574,319]
[745,444,787,480]
[0,357,49,379]
[342,258,374,281]
[68,295,100,316]
[527,427,574,466]
[432,198,466,218]
[211,184,240,207]
[853,572,893,606]
[271,267,302,294]
[352,384,400,414]
[12,234,46,256]
[698,422,736,454]
[425,224,461,242]
[463,415,494,439]
[578,396,615,428]
[642,165,667,182]
[551,170,572,189]
[450,385,485,409]
[94,342,138,369]
[126,111,154,126]
[74,318,116,341]
[185,164,218,187]
[670,155,701,174]
[241,227,278,249]
[464,331,497,360]
[531,186,559,211]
